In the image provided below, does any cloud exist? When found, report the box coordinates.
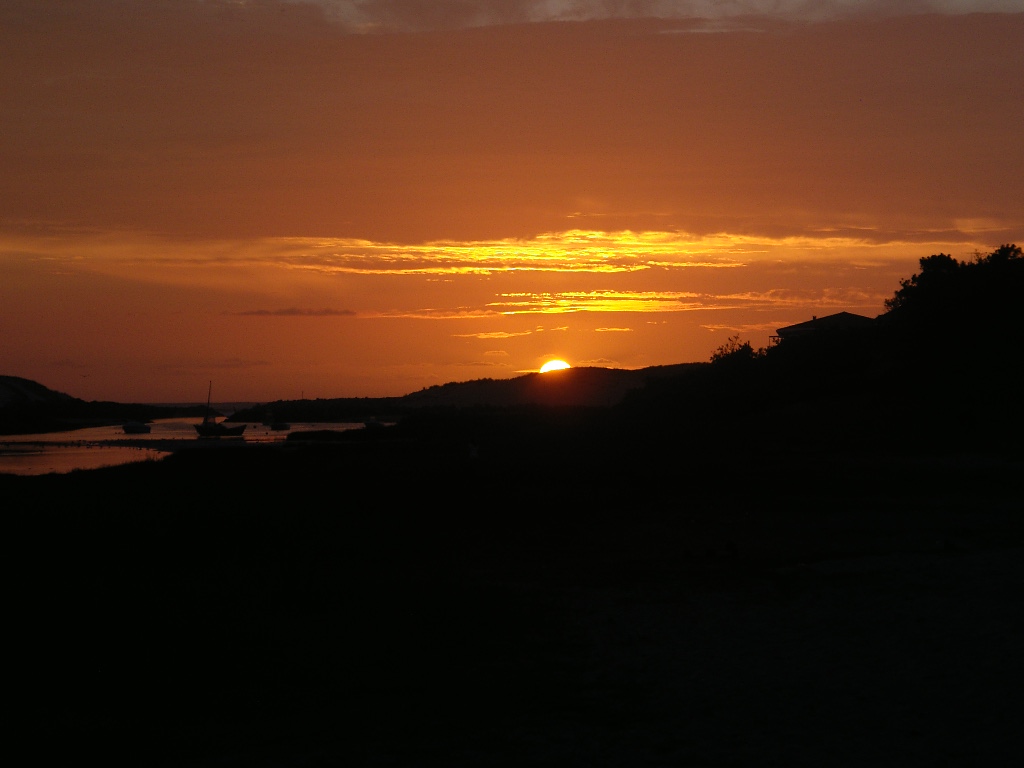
[299,0,1024,32]
[369,308,505,320]
[477,283,891,317]
[488,290,704,315]
[274,231,779,276]
[701,321,794,334]
[453,330,534,339]
[187,357,272,370]
[16,1,1010,35]
[235,307,356,316]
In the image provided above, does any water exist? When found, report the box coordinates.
[0,443,169,476]
[0,418,368,476]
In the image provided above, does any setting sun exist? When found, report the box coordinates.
[539,360,571,373]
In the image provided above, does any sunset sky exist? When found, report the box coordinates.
[2,0,1022,403]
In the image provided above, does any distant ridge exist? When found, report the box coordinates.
[0,365,702,434]
[231,363,705,423]
[0,376,203,435]
[400,364,702,409]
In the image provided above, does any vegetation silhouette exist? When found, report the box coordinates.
[614,243,1023,455]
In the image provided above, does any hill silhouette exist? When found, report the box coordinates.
[0,376,206,435]
[229,362,702,424]
[0,375,78,409]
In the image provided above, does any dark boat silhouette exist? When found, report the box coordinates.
[195,382,246,438]
[262,409,290,431]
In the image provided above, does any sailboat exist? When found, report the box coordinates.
[195,381,247,438]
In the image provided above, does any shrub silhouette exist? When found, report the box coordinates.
[710,335,764,366]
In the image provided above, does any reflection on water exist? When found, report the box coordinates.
[0,444,170,476]
[0,418,366,476]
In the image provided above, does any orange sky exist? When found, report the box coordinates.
[2,1,1022,403]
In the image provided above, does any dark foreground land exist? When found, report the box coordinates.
[7,425,1024,767]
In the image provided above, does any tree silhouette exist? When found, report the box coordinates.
[883,243,1021,315]
[710,335,762,365]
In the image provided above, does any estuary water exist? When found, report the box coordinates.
[0,418,367,476]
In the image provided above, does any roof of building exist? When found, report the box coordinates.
[775,311,875,338]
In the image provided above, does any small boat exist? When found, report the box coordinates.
[195,420,247,438]
[263,410,290,431]
[122,421,151,434]
[195,382,247,439]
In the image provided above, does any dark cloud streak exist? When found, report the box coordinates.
[236,308,357,316]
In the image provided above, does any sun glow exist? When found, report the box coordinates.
[540,359,571,373]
